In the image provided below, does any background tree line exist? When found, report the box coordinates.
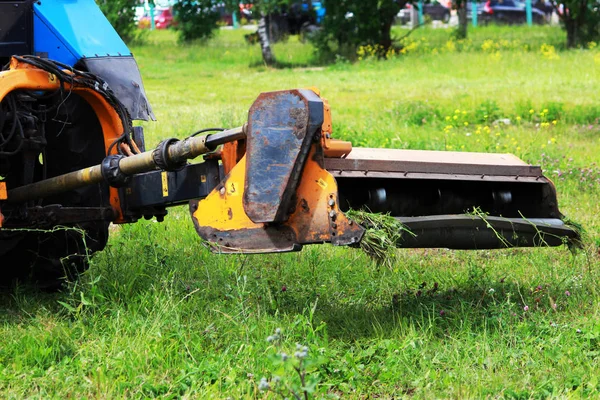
[97,0,600,64]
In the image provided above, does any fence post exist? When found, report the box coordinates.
[526,0,532,25]
[233,9,239,28]
[149,3,155,30]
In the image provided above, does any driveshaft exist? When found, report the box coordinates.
[6,126,246,204]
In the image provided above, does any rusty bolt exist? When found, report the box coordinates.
[329,210,336,220]
[219,187,226,195]
[328,199,335,207]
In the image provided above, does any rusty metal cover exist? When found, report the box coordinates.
[243,89,323,223]
[325,147,543,177]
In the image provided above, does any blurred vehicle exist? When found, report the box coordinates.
[215,3,233,25]
[134,6,146,24]
[244,0,323,43]
[466,1,485,20]
[287,0,323,35]
[397,1,452,25]
[239,3,254,22]
[480,0,547,24]
[216,3,256,26]
[308,1,325,24]
[138,6,176,29]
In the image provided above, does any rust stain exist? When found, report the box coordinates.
[300,198,309,213]
[228,208,233,220]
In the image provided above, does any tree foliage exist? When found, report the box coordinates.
[172,0,222,43]
[313,0,409,61]
[95,0,140,43]
[549,0,600,47]
[237,0,295,66]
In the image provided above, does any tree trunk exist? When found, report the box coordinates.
[550,0,588,48]
[565,20,577,47]
[380,19,394,54]
[379,2,404,55]
[457,2,468,39]
[257,13,275,66]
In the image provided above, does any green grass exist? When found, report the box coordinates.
[2,25,600,398]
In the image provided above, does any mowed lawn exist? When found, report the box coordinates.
[1,25,600,399]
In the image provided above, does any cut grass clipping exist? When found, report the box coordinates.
[346,208,416,268]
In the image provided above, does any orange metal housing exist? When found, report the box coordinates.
[319,95,353,158]
[0,182,5,227]
[192,145,363,252]
[0,58,126,221]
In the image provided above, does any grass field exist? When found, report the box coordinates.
[2,25,600,399]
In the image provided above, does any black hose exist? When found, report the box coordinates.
[189,127,226,138]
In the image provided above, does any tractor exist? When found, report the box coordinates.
[0,0,578,290]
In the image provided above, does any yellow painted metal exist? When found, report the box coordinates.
[193,145,360,248]
[310,89,352,158]
[161,172,169,197]
[195,154,260,231]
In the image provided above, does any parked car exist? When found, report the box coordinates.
[244,0,322,43]
[138,7,176,30]
[215,3,259,26]
[480,0,547,24]
[466,1,485,20]
[239,3,254,22]
[397,1,452,25]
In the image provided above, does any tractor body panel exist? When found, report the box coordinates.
[33,0,131,64]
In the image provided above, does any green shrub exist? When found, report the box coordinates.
[396,101,441,126]
[475,99,502,123]
[95,0,140,44]
[567,104,600,124]
[514,99,536,121]
[172,0,221,43]
[313,0,405,62]
[541,101,564,122]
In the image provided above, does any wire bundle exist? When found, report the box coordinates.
[0,93,24,156]
[8,55,136,156]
